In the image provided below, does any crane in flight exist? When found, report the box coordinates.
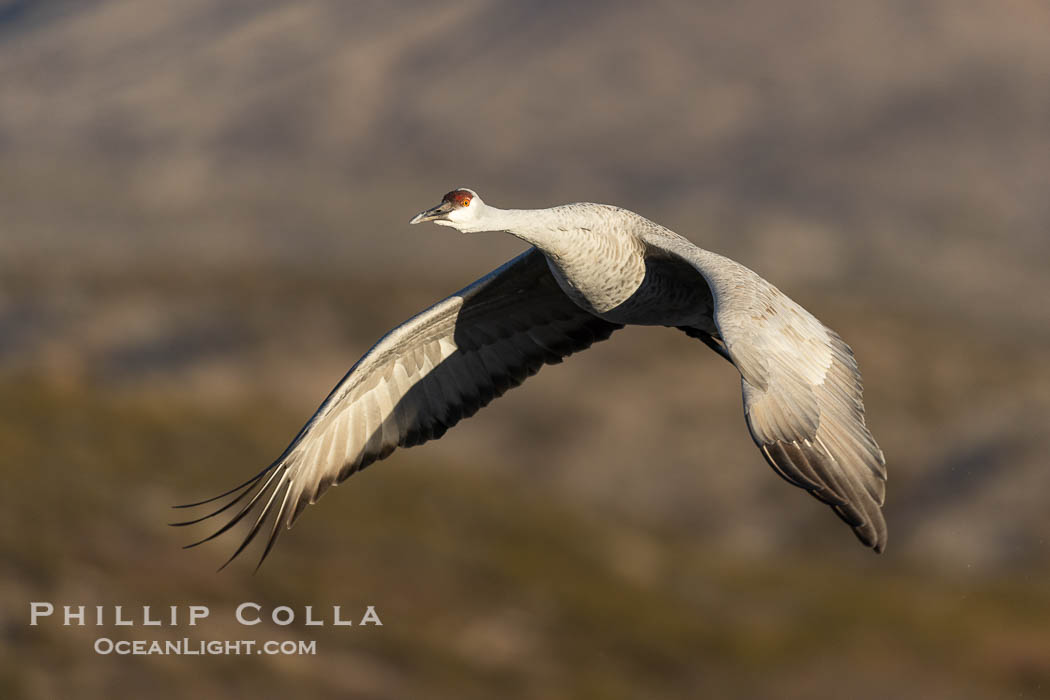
[174,188,887,569]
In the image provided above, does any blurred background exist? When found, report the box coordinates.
[2,0,1049,697]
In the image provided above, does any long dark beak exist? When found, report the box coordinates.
[409,200,454,225]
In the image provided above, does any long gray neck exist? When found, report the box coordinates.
[475,205,577,260]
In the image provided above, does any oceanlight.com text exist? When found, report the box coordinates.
[93,638,317,656]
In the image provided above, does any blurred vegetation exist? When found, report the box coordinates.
[2,376,1049,699]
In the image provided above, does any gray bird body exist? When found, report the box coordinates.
[175,191,887,568]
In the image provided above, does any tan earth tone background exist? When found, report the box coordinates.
[2,1,1049,698]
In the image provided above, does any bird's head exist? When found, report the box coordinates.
[410,188,486,232]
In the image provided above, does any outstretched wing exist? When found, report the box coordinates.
[174,248,622,568]
[646,233,888,551]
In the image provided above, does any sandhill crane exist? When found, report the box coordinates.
[174,188,887,568]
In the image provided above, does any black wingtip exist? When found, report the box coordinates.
[251,550,270,575]
[172,464,288,568]
[172,462,277,510]
[210,476,290,571]
[172,482,253,510]
[168,486,253,528]
[871,530,887,554]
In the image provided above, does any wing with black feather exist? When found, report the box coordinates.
[173,248,622,568]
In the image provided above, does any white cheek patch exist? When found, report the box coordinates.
[445,207,472,225]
